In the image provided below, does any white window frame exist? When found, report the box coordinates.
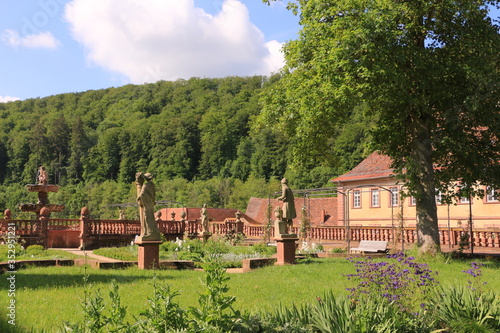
[435,190,442,204]
[353,190,361,208]
[390,187,399,207]
[371,188,380,207]
[486,187,498,202]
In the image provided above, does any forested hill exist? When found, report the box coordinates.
[0,76,371,217]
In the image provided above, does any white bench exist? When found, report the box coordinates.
[350,240,388,254]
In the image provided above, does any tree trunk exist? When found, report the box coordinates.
[411,114,441,254]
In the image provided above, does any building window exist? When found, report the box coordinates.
[410,196,417,206]
[435,190,442,204]
[458,183,470,204]
[371,188,380,207]
[460,197,469,203]
[486,187,498,202]
[353,190,361,208]
[460,196,470,204]
[390,187,399,207]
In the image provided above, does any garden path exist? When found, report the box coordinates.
[57,248,123,263]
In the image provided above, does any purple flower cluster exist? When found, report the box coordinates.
[463,262,487,291]
[345,252,439,312]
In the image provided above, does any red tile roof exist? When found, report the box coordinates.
[331,151,394,183]
[157,207,259,225]
[245,197,338,226]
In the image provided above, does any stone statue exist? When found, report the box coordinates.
[200,203,209,234]
[276,178,296,231]
[37,166,48,185]
[136,172,161,242]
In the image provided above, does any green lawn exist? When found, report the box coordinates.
[0,244,80,262]
[1,256,499,332]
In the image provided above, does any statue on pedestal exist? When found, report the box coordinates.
[136,172,161,242]
[37,166,48,185]
[200,203,209,234]
[276,178,296,233]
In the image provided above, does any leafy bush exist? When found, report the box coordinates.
[429,262,500,333]
[26,245,45,256]
[330,247,346,254]
[220,231,246,246]
[0,242,25,262]
[251,242,277,256]
[299,241,324,253]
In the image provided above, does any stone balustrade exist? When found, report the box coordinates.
[1,213,499,249]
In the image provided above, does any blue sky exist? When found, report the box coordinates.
[1,1,498,103]
[0,0,300,101]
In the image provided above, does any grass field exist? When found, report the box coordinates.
[0,244,80,262]
[1,254,499,332]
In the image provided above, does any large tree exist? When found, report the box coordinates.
[260,0,500,253]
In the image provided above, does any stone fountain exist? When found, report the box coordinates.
[18,166,65,216]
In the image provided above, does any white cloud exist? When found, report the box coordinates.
[0,96,21,103]
[1,29,60,49]
[64,0,284,83]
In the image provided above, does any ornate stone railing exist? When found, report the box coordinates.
[211,220,245,235]
[2,213,499,249]
[49,219,80,231]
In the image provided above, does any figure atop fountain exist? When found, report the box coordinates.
[37,166,48,185]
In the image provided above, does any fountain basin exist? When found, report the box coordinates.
[18,203,66,213]
[26,184,59,193]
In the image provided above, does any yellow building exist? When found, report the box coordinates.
[332,152,500,228]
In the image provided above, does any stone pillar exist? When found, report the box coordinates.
[135,240,162,269]
[198,233,211,242]
[79,207,90,250]
[275,236,299,265]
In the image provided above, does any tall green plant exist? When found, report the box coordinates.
[189,253,239,331]
[430,263,500,333]
[63,279,132,333]
[136,277,188,332]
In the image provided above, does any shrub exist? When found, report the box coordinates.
[0,242,25,262]
[26,245,45,256]
[252,242,277,256]
[430,262,500,333]
[330,247,346,254]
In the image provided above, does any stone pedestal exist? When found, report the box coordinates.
[136,240,162,269]
[275,235,298,265]
[198,233,212,242]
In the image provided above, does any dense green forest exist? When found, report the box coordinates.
[0,76,371,218]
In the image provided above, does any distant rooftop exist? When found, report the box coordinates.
[331,151,394,183]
